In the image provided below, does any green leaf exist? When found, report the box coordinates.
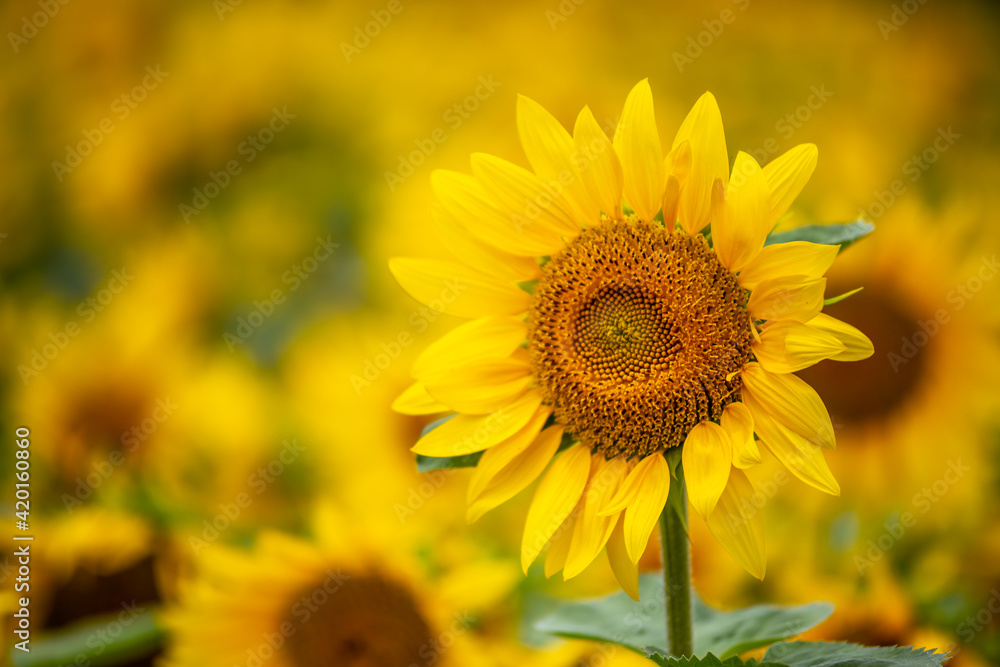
[11,608,163,667]
[644,650,788,667]
[763,641,949,666]
[823,287,862,306]
[533,574,833,658]
[765,221,873,249]
[693,599,834,659]
[413,415,484,472]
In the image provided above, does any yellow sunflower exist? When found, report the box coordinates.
[390,80,872,595]
[161,505,515,667]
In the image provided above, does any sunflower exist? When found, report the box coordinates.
[161,505,515,667]
[390,80,872,596]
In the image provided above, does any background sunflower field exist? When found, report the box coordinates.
[2,0,999,665]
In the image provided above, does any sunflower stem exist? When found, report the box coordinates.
[660,478,693,657]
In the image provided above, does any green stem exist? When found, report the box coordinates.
[660,476,694,657]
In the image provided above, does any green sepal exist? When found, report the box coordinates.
[823,287,863,306]
[413,415,484,472]
[532,574,833,658]
[764,221,873,249]
[664,448,689,532]
[763,641,950,666]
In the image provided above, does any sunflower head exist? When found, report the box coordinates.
[391,80,874,596]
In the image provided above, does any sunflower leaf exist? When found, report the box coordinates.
[531,574,833,657]
[764,221,873,249]
[763,641,950,666]
[643,649,788,667]
[414,415,484,472]
[10,608,163,667]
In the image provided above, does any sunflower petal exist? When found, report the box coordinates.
[424,354,533,414]
[432,170,566,256]
[754,320,846,374]
[607,516,640,600]
[544,512,577,579]
[522,444,592,573]
[744,391,840,495]
[721,402,760,469]
[467,411,556,501]
[412,316,526,379]
[471,153,580,236]
[806,313,875,361]
[564,455,628,579]
[430,205,541,282]
[741,362,835,449]
[413,390,544,457]
[467,424,563,523]
[747,275,826,323]
[392,382,448,416]
[623,454,670,564]
[573,105,624,220]
[673,92,728,235]
[738,241,839,291]
[682,421,733,517]
[613,79,665,222]
[712,151,771,272]
[389,257,531,318]
[706,468,766,579]
[516,94,595,225]
[762,144,818,226]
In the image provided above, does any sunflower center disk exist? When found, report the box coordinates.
[282,574,434,667]
[528,219,753,458]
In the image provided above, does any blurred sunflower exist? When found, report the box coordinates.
[162,504,517,667]
[390,80,873,595]
[797,198,1000,523]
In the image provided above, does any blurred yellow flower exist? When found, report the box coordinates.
[162,504,517,667]
[390,80,873,596]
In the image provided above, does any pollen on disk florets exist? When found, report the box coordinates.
[528,219,753,458]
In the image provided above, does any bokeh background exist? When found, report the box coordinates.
[2,0,999,665]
